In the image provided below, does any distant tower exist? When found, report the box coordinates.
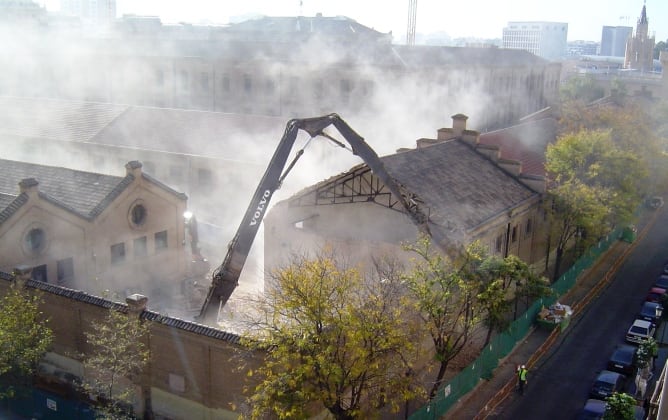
[624,2,655,72]
[406,0,417,46]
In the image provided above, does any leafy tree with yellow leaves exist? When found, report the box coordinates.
[0,280,53,398]
[242,249,422,420]
[402,237,482,399]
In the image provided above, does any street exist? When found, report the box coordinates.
[495,206,668,419]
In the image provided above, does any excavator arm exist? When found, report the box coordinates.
[197,113,429,324]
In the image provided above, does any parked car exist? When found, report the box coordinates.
[607,345,637,376]
[655,274,668,290]
[578,398,645,420]
[645,287,666,303]
[578,399,606,419]
[626,319,656,344]
[589,370,627,400]
[638,301,664,324]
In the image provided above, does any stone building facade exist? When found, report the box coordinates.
[2,14,562,132]
[0,159,192,309]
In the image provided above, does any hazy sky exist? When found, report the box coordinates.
[43,0,667,43]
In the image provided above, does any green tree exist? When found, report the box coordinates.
[402,236,481,398]
[654,40,667,60]
[243,249,421,420]
[637,337,658,370]
[560,75,605,103]
[81,307,150,419]
[604,392,636,420]
[545,180,610,281]
[545,129,646,279]
[0,281,53,398]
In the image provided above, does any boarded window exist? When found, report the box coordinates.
[495,234,503,253]
[111,242,126,264]
[57,258,74,285]
[134,236,148,257]
[525,218,533,236]
[155,231,168,251]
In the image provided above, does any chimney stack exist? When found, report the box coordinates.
[19,178,39,196]
[125,161,143,178]
[451,113,468,138]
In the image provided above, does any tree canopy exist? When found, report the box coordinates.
[545,128,647,279]
[81,307,150,419]
[604,392,637,420]
[402,237,482,398]
[242,250,421,419]
[0,282,53,398]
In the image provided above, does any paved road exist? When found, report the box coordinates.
[494,207,668,420]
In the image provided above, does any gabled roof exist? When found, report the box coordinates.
[0,96,286,163]
[478,118,557,178]
[381,140,539,238]
[284,137,540,245]
[0,159,186,223]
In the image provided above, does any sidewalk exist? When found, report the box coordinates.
[444,209,660,419]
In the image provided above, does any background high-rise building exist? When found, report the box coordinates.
[502,21,568,60]
[600,26,632,57]
[60,0,116,26]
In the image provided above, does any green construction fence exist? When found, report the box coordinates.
[409,227,622,419]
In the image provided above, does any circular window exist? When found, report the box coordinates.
[24,227,46,255]
[128,202,148,229]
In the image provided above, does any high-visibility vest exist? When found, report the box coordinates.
[519,369,528,381]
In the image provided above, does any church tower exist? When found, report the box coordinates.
[624,2,655,72]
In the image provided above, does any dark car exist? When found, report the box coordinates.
[578,399,606,420]
[607,345,637,376]
[589,370,626,400]
[577,399,645,420]
[638,301,664,323]
[655,274,668,290]
[646,287,666,303]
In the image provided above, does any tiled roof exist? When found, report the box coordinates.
[0,159,125,220]
[478,118,557,178]
[0,96,288,163]
[391,45,548,68]
[0,273,240,343]
[285,138,540,245]
[0,193,17,212]
[90,106,286,160]
[0,96,128,142]
[226,15,387,39]
[142,311,240,343]
[381,140,539,236]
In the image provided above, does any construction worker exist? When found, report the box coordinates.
[517,365,528,395]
